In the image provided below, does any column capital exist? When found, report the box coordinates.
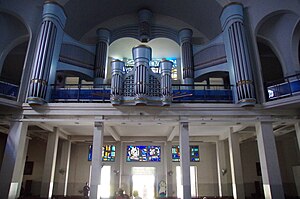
[96,28,111,43]
[220,3,244,30]
[95,122,103,128]
[43,1,67,28]
[178,28,193,44]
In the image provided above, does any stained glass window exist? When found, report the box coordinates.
[172,145,200,162]
[172,145,180,162]
[127,145,148,162]
[190,146,200,162]
[148,146,161,162]
[126,145,161,162]
[88,145,116,162]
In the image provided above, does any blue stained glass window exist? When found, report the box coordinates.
[172,145,200,162]
[88,145,116,162]
[172,145,180,162]
[127,145,148,162]
[148,146,161,162]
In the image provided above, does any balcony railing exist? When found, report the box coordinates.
[266,73,300,101]
[50,83,233,103]
[0,80,19,100]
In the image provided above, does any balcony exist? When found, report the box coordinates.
[266,73,300,101]
[50,84,233,103]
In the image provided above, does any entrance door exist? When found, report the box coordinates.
[132,167,155,199]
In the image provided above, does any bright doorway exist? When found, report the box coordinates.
[132,167,156,199]
[89,165,111,198]
[176,166,198,198]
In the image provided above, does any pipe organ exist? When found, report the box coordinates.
[110,45,172,106]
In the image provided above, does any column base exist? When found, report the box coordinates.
[27,97,46,106]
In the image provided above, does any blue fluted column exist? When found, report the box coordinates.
[94,28,110,85]
[178,29,194,86]
[27,1,66,105]
[110,60,124,105]
[160,60,173,106]
[220,3,256,107]
[132,45,151,105]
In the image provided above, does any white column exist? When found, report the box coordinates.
[216,140,229,197]
[228,128,245,199]
[295,122,300,153]
[90,122,104,199]
[179,122,191,199]
[294,122,300,197]
[40,128,59,198]
[56,140,71,196]
[165,141,173,197]
[256,121,284,199]
[17,137,30,197]
[0,121,28,199]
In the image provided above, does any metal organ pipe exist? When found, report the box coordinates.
[132,45,151,105]
[110,60,124,105]
[160,60,173,106]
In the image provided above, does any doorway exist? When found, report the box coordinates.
[132,167,156,199]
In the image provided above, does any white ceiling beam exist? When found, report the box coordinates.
[107,126,121,141]
[35,122,54,132]
[167,126,176,141]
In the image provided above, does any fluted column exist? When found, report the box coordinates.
[132,45,151,105]
[94,28,110,85]
[110,60,124,105]
[27,1,66,105]
[220,3,256,107]
[160,60,173,106]
[178,28,194,86]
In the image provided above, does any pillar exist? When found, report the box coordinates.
[256,121,284,199]
[17,137,30,197]
[295,122,300,153]
[179,122,191,199]
[216,140,230,197]
[165,141,173,197]
[178,28,194,86]
[90,122,104,199]
[228,128,245,199]
[27,1,66,105]
[94,28,110,85]
[0,121,28,199]
[220,3,256,107]
[56,140,71,196]
[40,128,59,198]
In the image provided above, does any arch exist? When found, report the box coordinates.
[254,9,298,35]
[0,41,29,85]
[291,19,300,69]
[256,38,284,84]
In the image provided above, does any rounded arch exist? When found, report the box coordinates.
[291,19,300,69]
[0,11,30,79]
[256,37,284,84]
[254,9,298,35]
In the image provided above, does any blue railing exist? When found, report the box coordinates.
[50,84,233,103]
[266,74,300,101]
[0,80,19,100]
